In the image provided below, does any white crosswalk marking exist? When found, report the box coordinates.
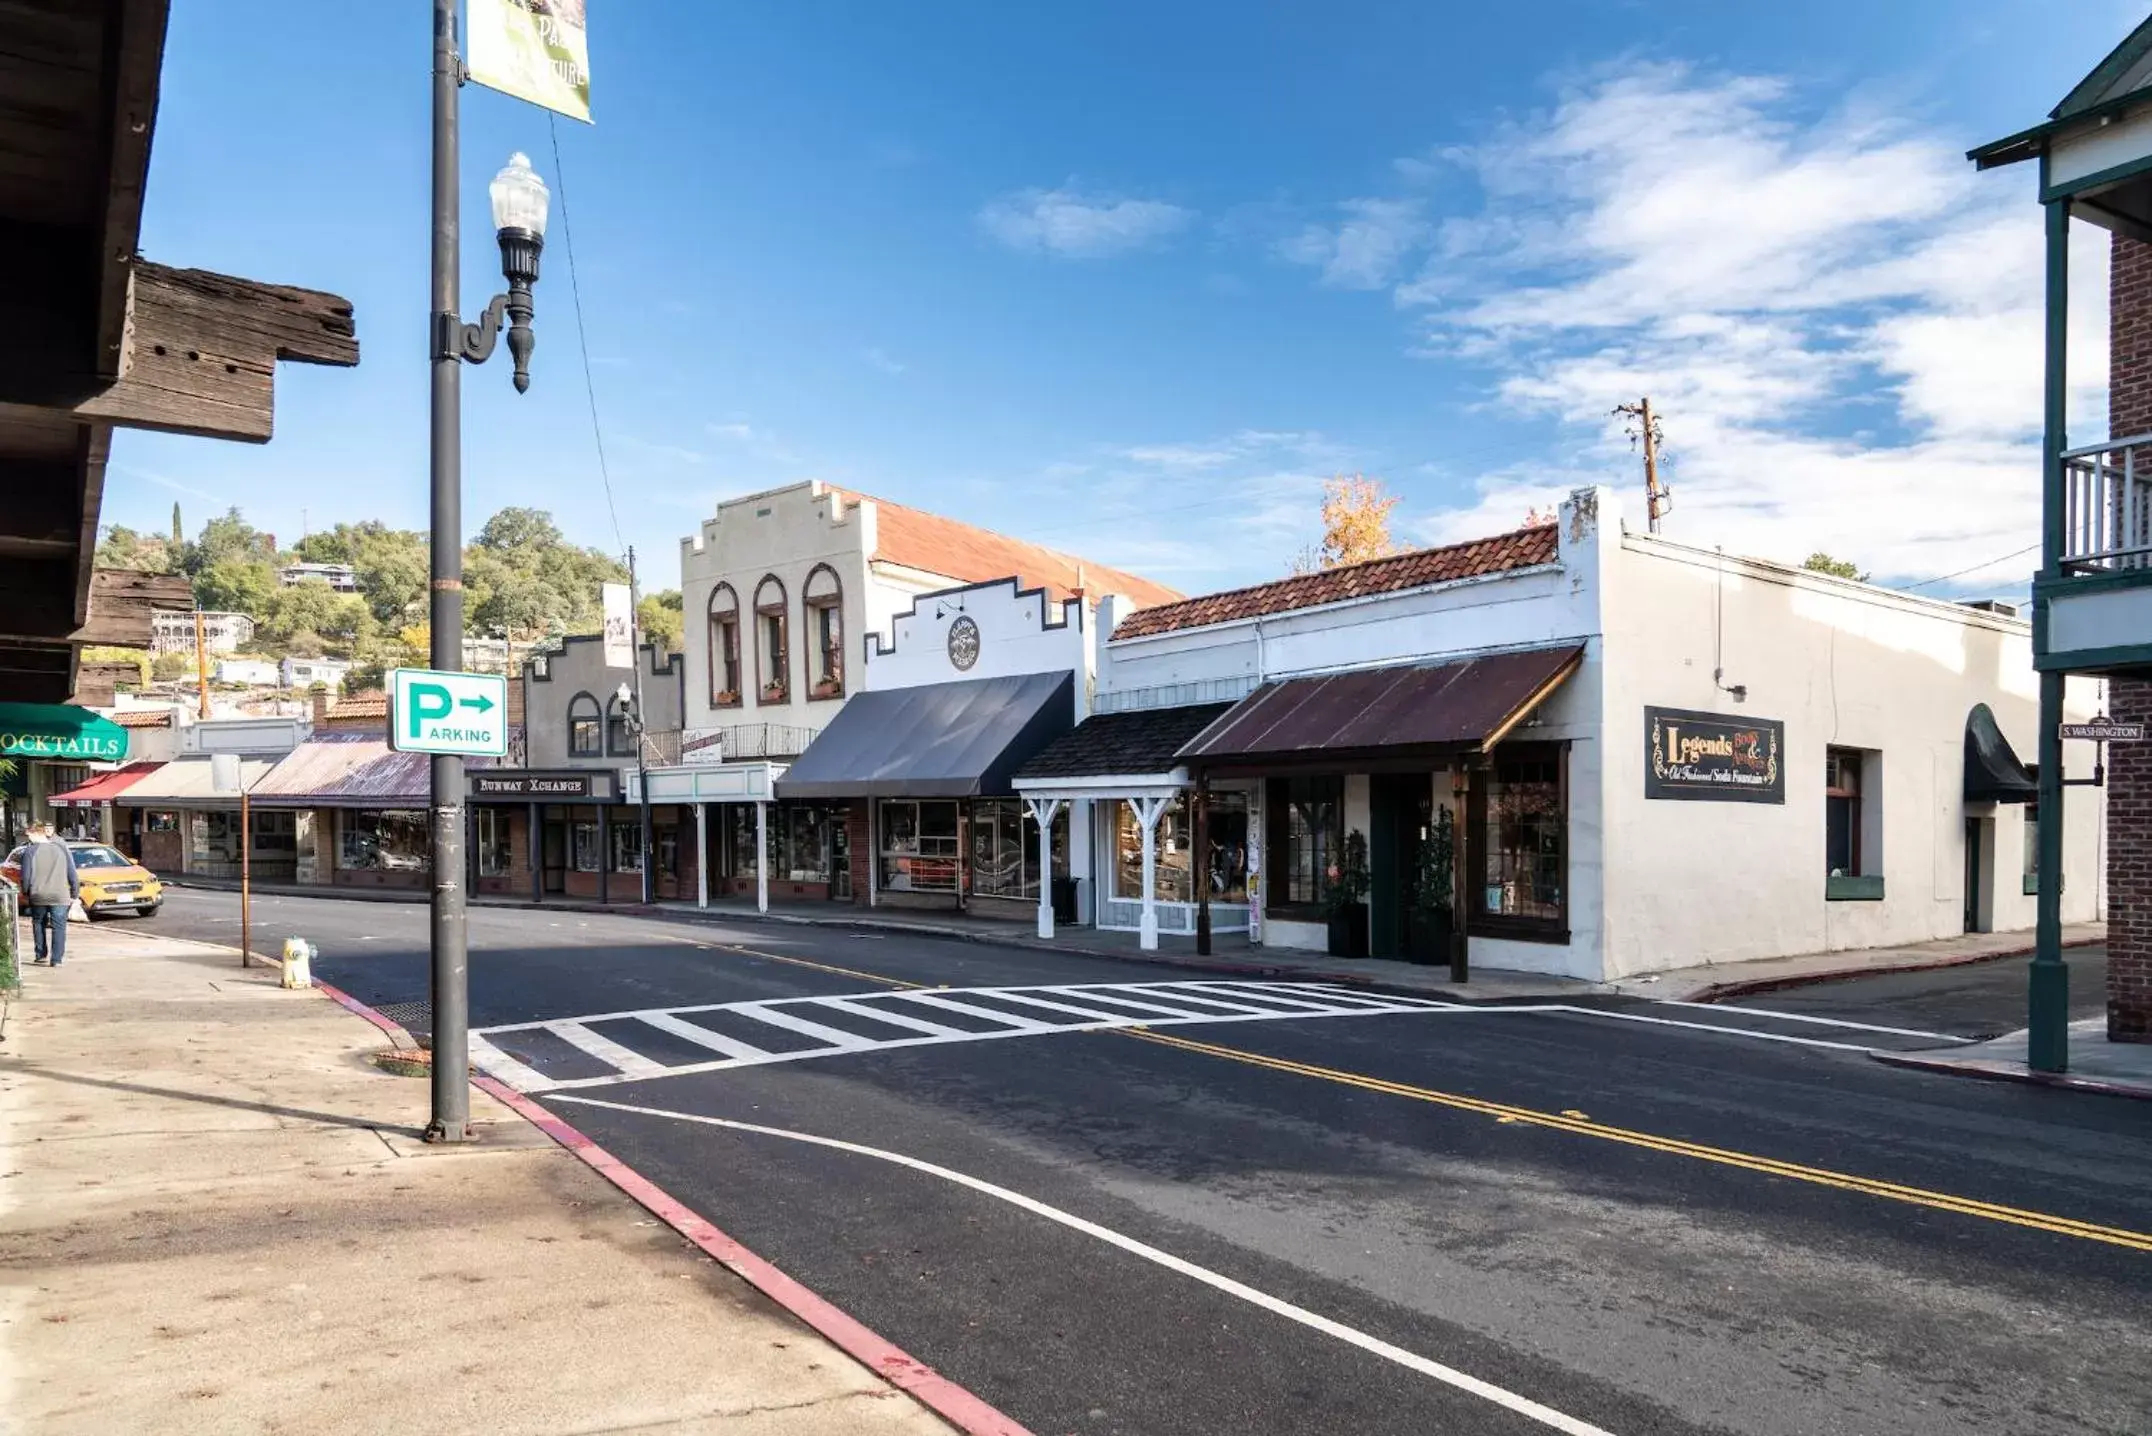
[471,980,1466,1093]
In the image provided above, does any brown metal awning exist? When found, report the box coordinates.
[1180,644,1585,772]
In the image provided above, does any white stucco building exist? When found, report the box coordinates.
[1024,487,2104,980]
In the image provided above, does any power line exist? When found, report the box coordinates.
[547,112,626,560]
[1895,542,2041,592]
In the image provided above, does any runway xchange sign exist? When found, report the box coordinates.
[1645,706,1785,804]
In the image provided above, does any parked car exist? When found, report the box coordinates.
[0,841,164,919]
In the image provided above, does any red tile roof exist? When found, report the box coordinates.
[113,709,175,729]
[1112,523,1561,640]
[835,490,1184,611]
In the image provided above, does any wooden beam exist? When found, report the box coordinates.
[94,0,171,380]
[0,456,87,560]
[0,565,190,646]
[0,642,74,707]
[70,659,141,706]
[7,262,359,442]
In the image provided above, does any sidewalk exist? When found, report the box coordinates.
[167,875,2105,1006]
[1872,1018,2152,1100]
[0,924,971,1435]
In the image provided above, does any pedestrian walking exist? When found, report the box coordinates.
[20,824,79,968]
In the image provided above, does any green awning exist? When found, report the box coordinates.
[0,703,129,762]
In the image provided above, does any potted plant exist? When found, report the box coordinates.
[714,688,740,707]
[760,682,787,704]
[1408,807,1454,965]
[810,676,843,700]
[1325,829,1371,958]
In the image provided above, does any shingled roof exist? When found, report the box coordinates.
[838,490,1184,611]
[1112,523,1560,640]
[1015,703,1234,782]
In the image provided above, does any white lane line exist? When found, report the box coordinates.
[550,1095,1615,1436]
[733,1003,876,1051]
[552,1021,672,1078]
[1660,1001,1976,1045]
[639,1012,772,1061]
[1533,1006,1877,1053]
[467,1033,554,1093]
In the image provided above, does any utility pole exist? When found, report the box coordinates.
[1614,398,1669,534]
[628,546,653,905]
[426,0,471,1143]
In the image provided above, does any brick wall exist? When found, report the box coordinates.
[2109,236,2152,1041]
[846,800,871,906]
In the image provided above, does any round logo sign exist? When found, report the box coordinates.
[948,615,981,671]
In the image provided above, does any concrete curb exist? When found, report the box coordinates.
[1869,1048,2152,1102]
[309,976,1033,1436]
[1685,937,2106,1004]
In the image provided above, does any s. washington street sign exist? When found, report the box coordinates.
[388,668,509,757]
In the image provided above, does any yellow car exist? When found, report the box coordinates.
[1,841,164,919]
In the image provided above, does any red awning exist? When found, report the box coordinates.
[1180,644,1586,769]
[48,761,166,808]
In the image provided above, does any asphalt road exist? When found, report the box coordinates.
[145,889,2152,1436]
[1715,946,2112,1039]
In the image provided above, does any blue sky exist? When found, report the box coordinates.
[111,0,2146,596]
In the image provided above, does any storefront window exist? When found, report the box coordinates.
[2023,802,2039,893]
[969,799,1037,899]
[1470,747,1565,934]
[339,810,430,874]
[656,825,679,878]
[879,798,958,892]
[1826,748,1862,876]
[723,805,761,877]
[147,811,178,832]
[1110,792,1250,905]
[611,821,643,873]
[782,805,832,882]
[572,820,601,872]
[1264,776,1341,913]
[477,808,512,876]
[190,810,241,866]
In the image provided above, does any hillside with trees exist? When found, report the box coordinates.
[96,504,683,689]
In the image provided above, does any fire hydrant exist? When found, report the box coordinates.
[280,936,315,990]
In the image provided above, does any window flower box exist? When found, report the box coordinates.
[810,677,843,700]
[713,689,740,708]
[760,683,788,704]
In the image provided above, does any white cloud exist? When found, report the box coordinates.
[978,184,1193,258]
[1388,62,2109,586]
[1279,198,1430,289]
[862,347,907,376]
[705,420,802,466]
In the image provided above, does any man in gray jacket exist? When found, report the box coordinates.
[20,825,79,967]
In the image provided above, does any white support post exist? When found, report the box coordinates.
[1024,797,1065,939]
[755,800,769,914]
[694,802,709,909]
[1130,795,1169,951]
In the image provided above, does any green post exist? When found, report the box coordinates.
[2028,194,2071,1073]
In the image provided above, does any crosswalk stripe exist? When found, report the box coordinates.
[1127,983,1363,1015]
[551,1021,671,1079]
[818,996,968,1038]
[639,1011,773,1061]
[893,991,1060,1032]
[977,989,1165,1023]
[468,1032,554,1092]
[733,1002,878,1050]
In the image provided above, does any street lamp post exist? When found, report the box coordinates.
[427,0,548,1144]
[616,678,653,904]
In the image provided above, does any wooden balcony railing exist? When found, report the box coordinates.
[2062,433,2152,572]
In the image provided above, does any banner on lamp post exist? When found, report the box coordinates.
[467,0,592,123]
[601,582,634,669]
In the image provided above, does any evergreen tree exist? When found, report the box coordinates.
[170,501,183,550]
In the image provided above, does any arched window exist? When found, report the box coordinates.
[707,583,742,707]
[754,575,789,703]
[567,692,601,757]
[606,692,634,757]
[803,564,844,699]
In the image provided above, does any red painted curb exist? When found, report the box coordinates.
[308,979,1032,1436]
[1869,1049,2152,1102]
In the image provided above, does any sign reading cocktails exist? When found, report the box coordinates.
[1645,706,1785,804]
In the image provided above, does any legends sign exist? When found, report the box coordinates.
[1646,706,1785,804]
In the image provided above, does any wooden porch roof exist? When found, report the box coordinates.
[0,0,359,705]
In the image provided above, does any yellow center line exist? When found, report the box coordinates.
[1127,1029,2152,1254]
[685,942,2151,1253]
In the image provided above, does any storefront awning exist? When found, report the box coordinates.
[0,702,129,762]
[1014,703,1232,795]
[114,755,279,807]
[1180,644,1585,770]
[48,761,165,808]
[777,672,1074,800]
[1965,703,2038,804]
[250,733,431,809]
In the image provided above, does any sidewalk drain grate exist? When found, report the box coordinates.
[373,1000,433,1040]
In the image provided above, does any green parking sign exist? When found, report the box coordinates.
[388,668,509,757]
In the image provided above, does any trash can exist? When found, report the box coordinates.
[1051,876,1078,925]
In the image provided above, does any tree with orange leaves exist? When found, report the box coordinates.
[1290,474,1401,573]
